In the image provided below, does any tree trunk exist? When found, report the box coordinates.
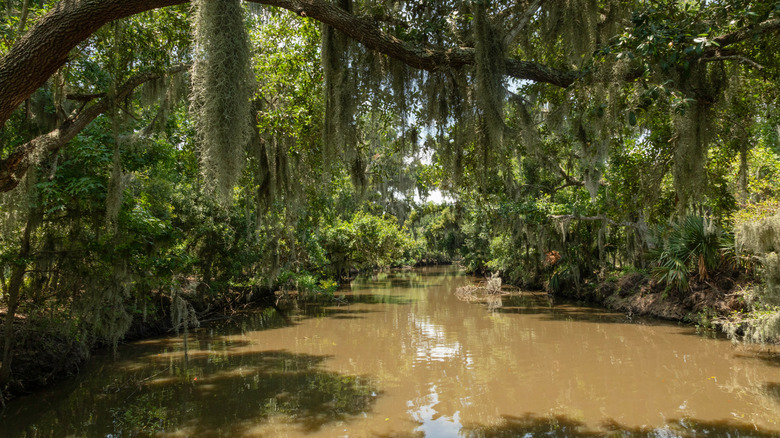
[738,141,749,202]
[0,0,185,128]
[16,0,30,34]
[0,66,187,192]
[0,207,37,385]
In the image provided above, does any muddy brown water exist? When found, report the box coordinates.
[1,266,779,437]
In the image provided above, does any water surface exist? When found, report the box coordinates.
[2,266,779,437]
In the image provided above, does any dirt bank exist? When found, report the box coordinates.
[556,271,749,327]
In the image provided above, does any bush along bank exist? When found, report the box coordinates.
[0,280,285,404]
[464,212,780,345]
[592,215,776,344]
[0,195,459,405]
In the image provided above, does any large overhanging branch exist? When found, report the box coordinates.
[260,0,579,85]
[1,0,778,129]
[712,17,780,47]
[0,0,185,129]
[0,0,576,129]
[551,214,639,229]
[0,66,187,192]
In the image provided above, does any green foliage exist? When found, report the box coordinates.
[649,216,730,291]
[547,262,576,295]
[459,202,495,276]
[320,211,414,278]
[739,305,780,344]
[276,269,338,301]
[735,202,780,305]
[405,203,462,263]
[733,146,780,203]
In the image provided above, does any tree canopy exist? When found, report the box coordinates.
[1,0,779,195]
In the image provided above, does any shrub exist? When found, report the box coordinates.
[649,215,730,291]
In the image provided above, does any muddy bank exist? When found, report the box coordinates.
[555,271,748,327]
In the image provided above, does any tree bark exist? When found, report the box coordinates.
[0,0,185,128]
[738,141,749,202]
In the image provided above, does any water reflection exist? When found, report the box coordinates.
[2,266,779,437]
[3,343,377,437]
[1,308,378,437]
[411,384,462,437]
[411,315,463,364]
[460,413,780,437]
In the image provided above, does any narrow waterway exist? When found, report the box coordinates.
[2,266,779,437]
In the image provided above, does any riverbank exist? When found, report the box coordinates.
[553,270,777,343]
[0,263,440,404]
[601,273,745,322]
[0,286,281,405]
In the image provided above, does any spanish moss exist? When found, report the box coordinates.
[473,1,506,152]
[190,0,253,203]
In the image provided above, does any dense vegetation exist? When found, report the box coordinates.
[1,0,779,398]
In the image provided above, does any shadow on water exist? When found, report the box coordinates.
[763,382,780,404]
[346,281,437,292]
[219,305,297,334]
[344,265,457,292]
[347,293,418,306]
[1,348,379,437]
[294,293,418,311]
[209,297,394,334]
[454,413,780,437]
[734,350,780,368]
[0,301,386,437]
[307,307,382,320]
[494,294,642,325]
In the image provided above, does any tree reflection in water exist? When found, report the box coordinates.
[4,346,377,437]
